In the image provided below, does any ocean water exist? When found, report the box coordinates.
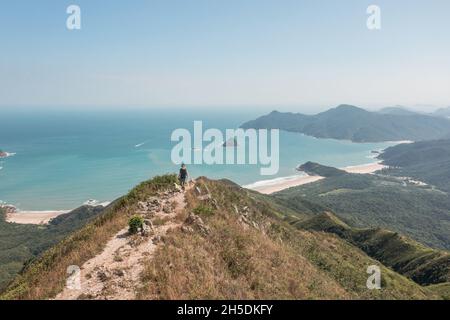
[0,109,395,210]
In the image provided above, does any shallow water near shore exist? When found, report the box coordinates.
[0,109,396,211]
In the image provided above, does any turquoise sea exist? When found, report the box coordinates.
[0,109,396,210]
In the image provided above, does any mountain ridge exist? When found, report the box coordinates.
[241,105,450,142]
[1,175,444,300]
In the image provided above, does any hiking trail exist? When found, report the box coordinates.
[56,187,187,300]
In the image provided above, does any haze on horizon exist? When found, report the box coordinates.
[0,0,449,114]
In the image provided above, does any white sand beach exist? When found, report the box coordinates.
[246,175,325,194]
[246,162,386,195]
[6,210,69,225]
[342,162,386,174]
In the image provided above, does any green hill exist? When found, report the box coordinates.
[295,212,450,286]
[380,139,450,192]
[0,176,441,300]
[241,105,450,142]
[274,169,450,250]
[298,161,346,178]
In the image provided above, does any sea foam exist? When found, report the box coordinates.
[243,173,308,189]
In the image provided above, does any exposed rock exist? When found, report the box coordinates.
[0,204,17,214]
[141,224,153,237]
[113,269,125,277]
[198,194,211,201]
[185,213,210,235]
[137,201,148,211]
[211,198,220,209]
[152,235,162,244]
[162,204,172,214]
[181,225,194,233]
[143,219,153,228]
[97,269,110,282]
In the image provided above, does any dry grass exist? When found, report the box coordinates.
[2,175,440,300]
[137,178,436,300]
[137,178,350,299]
[1,175,178,300]
[137,210,349,299]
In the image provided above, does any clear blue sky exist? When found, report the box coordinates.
[0,0,449,112]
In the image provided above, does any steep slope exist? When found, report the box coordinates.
[0,175,179,300]
[56,188,186,300]
[295,212,450,286]
[137,177,435,300]
[241,105,450,142]
[0,205,105,291]
[0,176,437,300]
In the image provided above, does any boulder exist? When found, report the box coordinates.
[185,213,210,235]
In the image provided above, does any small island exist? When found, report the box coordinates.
[222,137,238,147]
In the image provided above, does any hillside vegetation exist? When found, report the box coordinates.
[137,177,435,299]
[295,212,450,286]
[0,205,104,290]
[380,139,450,192]
[0,175,179,300]
[1,176,441,300]
[298,161,346,178]
[274,171,450,250]
[241,105,450,142]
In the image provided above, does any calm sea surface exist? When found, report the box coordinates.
[0,109,395,210]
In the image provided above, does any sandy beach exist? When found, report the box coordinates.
[342,162,386,174]
[246,175,325,194]
[6,210,69,225]
[246,162,386,195]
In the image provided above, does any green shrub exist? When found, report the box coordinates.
[128,216,144,234]
[193,205,215,217]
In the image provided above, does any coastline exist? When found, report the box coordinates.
[245,161,386,195]
[6,210,70,225]
[3,199,111,225]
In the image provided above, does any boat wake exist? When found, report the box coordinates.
[135,142,146,148]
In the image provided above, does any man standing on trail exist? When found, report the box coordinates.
[178,163,189,190]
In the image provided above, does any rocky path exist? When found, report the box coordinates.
[56,188,186,300]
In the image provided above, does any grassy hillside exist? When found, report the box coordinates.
[0,175,178,300]
[137,177,436,299]
[0,205,104,290]
[274,172,450,250]
[380,139,450,192]
[295,212,450,286]
[241,105,450,142]
[1,176,440,300]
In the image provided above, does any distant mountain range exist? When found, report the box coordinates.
[241,105,450,142]
[377,106,419,116]
[379,106,450,118]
